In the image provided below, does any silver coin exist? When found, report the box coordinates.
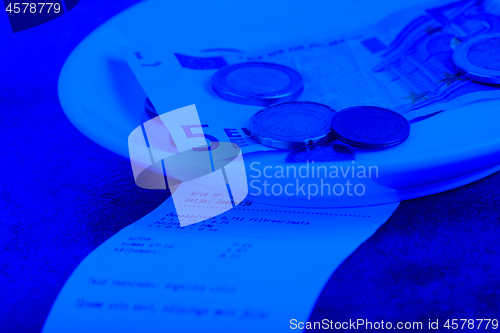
[249,102,335,149]
[212,62,304,106]
[331,106,410,148]
[286,143,355,163]
[453,33,500,84]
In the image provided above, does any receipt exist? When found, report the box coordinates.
[42,199,398,333]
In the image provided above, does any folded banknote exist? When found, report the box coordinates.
[121,0,500,156]
[223,0,500,120]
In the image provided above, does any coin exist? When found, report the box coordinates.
[249,102,335,149]
[330,106,410,148]
[145,97,157,118]
[286,143,355,163]
[452,33,500,84]
[212,62,304,106]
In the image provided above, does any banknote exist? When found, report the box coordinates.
[223,0,500,120]
[121,0,500,156]
[121,46,277,154]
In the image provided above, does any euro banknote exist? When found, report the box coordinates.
[121,0,500,157]
[223,0,500,120]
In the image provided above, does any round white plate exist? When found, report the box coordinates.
[58,0,500,207]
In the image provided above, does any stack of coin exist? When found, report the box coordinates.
[249,101,336,149]
[330,106,410,148]
[453,33,500,84]
[212,62,304,106]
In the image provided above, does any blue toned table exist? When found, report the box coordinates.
[0,1,499,332]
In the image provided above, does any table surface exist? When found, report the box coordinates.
[1,1,499,332]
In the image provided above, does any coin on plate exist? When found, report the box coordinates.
[212,62,304,106]
[330,106,410,148]
[285,143,355,163]
[249,101,335,149]
[452,33,500,84]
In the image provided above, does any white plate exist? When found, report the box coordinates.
[58,0,500,207]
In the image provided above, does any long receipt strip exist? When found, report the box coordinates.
[43,30,398,331]
[43,199,399,332]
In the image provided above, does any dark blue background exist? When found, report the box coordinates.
[4,0,65,33]
[0,1,499,332]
